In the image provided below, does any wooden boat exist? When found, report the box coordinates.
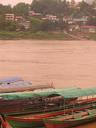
[0,87,96,115]
[0,83,56,93]
[43,87,96,128]
[0,76,55,93]
[2,87,96,128]
[44,108,96,128]
[3,102,96,128]
[0,95,95,116]
[0,76,33,93]
[0,87,79,115]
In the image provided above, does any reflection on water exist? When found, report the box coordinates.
[0,40,96,127]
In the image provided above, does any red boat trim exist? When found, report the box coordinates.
[6,105,91,123]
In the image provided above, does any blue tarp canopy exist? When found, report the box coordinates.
[0,77,23,84]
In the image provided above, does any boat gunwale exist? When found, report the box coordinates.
[43,109,96,124]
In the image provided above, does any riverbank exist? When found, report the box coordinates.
[0,31,95,40]
[0,31,72,40]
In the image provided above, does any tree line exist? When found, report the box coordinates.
[0,0,96,32]
[31,0,96,17]
[0,0,95,17]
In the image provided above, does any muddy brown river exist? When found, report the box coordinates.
[0,40,96,127]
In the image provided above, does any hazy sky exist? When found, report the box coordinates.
[0,0,32,6]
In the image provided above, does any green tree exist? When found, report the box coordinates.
[41,20,58,31]
[31,0,69,15]
[30,17,43,32]
[76,1,95,16]
[5,21,17,31]
[0,15,6,30]
[13,3,29,17]
[61,0,71,16]
[0,4,12,15]
[31,0,96,17]
[0,15,17,31]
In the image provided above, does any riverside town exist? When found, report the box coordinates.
[0,0,96,40]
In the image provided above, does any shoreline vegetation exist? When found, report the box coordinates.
[0,31,96,40]
[0,1,95,41]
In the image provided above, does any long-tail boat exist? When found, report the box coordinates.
[3,104,95,128]
[0,87,79,115]
[44,108,96,128]
[0,76,55,93]
[43,87,96,128]
[0,87,95,115]
[2,87,96,128]
[0,76,33,93]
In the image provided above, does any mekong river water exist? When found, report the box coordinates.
[0,40,96,127]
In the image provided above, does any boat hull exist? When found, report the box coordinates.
[5,104,94,128]
[6,110,65,128]
[7,118,43,128]
[44,113,96,128]
[1,97,96,115]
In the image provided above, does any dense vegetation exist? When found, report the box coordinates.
[0,0,95,40]
[31,0,96,17]
[0,0,96,31]
[0,0,95,17]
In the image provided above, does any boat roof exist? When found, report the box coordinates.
[56,87,96,98]
[0,91,38,100]
[34,87,96,98]
[0,87,77,100]
[33,87,79,97]
[0,87,96,100]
